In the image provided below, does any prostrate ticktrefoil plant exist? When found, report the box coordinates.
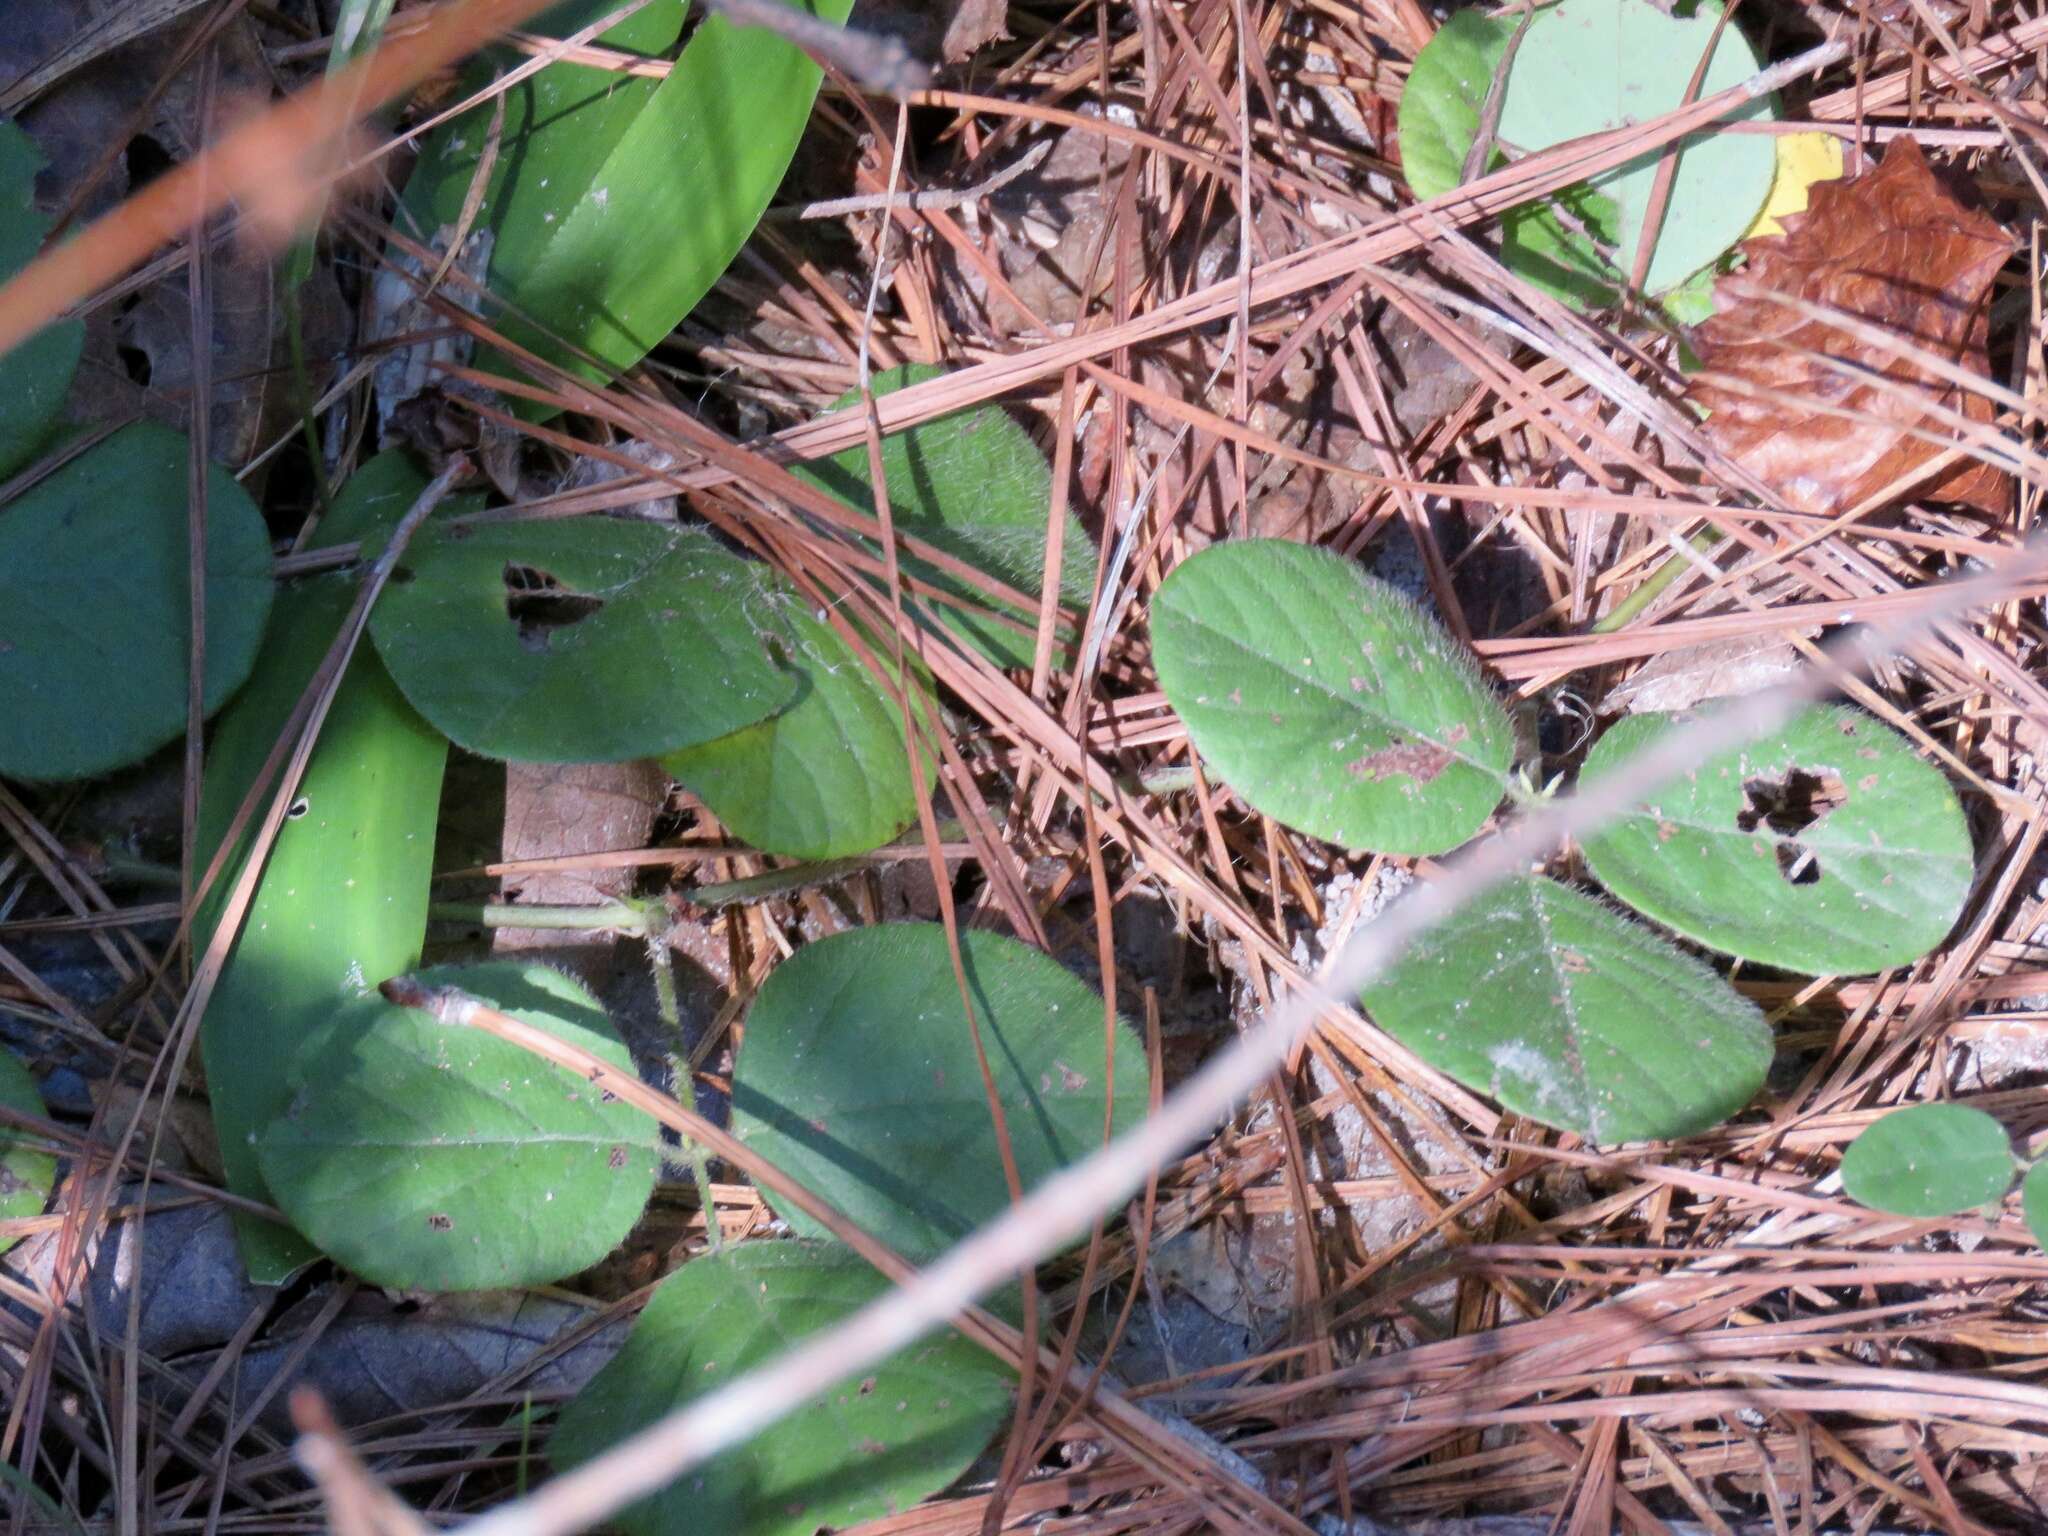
[1148,537,1972,1146]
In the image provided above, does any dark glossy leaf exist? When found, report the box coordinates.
[553,1241,1012,1536]
[731,923,1146,1262]
[0,421,272,781]
[256,961,659,1291]
[0,118,83,481]
[369,517,797,762]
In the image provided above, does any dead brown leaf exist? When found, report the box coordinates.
[494,760,664,992]
[1688,135,2014,517]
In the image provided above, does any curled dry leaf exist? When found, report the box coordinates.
[1601,629,1815,716]
[1688,136,2014,517]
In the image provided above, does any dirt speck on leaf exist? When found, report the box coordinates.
[1348,740,1454,784]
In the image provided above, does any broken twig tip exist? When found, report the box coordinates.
[378,974,430,1009]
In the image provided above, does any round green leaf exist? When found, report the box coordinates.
[1150,539,1513,855]
[1362,876,1772,1142]
[731,923,1146,1263]
[552,1241,1012,1536]
[794,364,1095,669]
[0,119,84,482]
[1397,11,1516,203]
[1579,704,1973,975]
[368,517,797,763]
[0,1050,55,1254]
[2021,1160,2048,1249]
[1397,0,1775,303]
[0,420,274,781]
[1842,1103,2014,1217]
[662,566,928,859]
[254,961,660,1292]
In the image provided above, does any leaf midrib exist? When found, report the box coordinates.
[1170,611,1506,781]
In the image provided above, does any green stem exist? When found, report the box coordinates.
[427,899,652,932]
[1118,764,1195,796]
[1592,527,1723,634]
[688,858,869,908]
[93,848,184,889]
[282,280,339,528]
[643,906,720,1252]
[684,821,969,906]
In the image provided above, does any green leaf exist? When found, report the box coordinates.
[256,960,660,1292]
[1396,11,1513,203]
[731,923,1146,1262]
[1362,876,1772,1142]
[553,1240,1012,1536]
[1659,261,1724,327]
[662,566,928,859]
[1579,704,1973,974]
[0,119,84,482]
[1841,1103,2014,1217]
[198,451,460,1282]
[795,365,1095,668]
[399,0,848,409]
[2021,1160,2048,1249]
[1397,0,1776,303]
[0,1049,55,1254]
[1150,539,1513,855]
[1500,181,1632,311]
[0,420,273,781]
[369,517,797,763]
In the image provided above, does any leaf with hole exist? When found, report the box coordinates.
[794,364,1095,668]
[197,451,462,1283]
[0,420,273,781]
[255,960,659,1292]
[1841,1103,2013,1217]
[1362,876,1771,1142]
[553,1241,1012,1536]
[662,565,931,859]
[731,923,1146,1262]
[369,517,797,763]
[0,1049,55,1254]
[1397,0,1776,305]
[1150,539,1512,855]
[399,0,849,410]
[1579,703,1972,974]
[0,119,83,481]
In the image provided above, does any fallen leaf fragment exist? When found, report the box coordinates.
[1743,130,1845,240]
[1689,136,2014,517]
[1601,629,1816,715]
